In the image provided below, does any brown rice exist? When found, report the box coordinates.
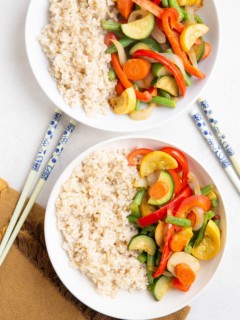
[39,0,117,115]
[55,149,148,297]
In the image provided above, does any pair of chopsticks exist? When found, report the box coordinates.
[190,98,240,193]
[0,109,76,266]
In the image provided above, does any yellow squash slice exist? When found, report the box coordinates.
[109,87,136,114]
[192,219,221,260]
[140,151,178,177]
[180,23,209,52]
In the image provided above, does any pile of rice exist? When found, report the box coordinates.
[39,0,117,115]
[56,149,148,297]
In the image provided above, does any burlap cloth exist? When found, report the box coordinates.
[0,178,190,320]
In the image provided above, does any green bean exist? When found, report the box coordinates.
[162,0,169,7]
[165,48,173,54]
[184,73,192,86]
[147,231,155,238]
[151,96,176,108]
[169,0,184,21]
[201,185,213,195]
[155,250,162,267]
[143,225,156,232]
[181,9,191,21]
[211,198,219,207]
[159,89,171,99]
[194,211,215,247]
[138,252,147,263]
[127,215,139,226]
[108,67,116,81]
[184,244,193,254]
[134,79,141,111]
[152,63,163,77]
[105,37,135,54]
[130,189,146,218]
[194,14,203,24]
[139,229,148,235]
[101,19,121,32]
[184,231,198,253]
[165,215,192,227]
[147,254,155,284]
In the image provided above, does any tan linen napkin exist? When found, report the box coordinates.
[0,178,190,320]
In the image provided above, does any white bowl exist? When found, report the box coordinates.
[25,0,219,132]
[45,136,227,320]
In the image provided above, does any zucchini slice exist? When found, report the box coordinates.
[121,14,155,40]
[151,276,172,301]
[148,171,174,206]
[129,42,151,55]
[128,235,156,255]
[193,37,205,62]
[152,76,179,97]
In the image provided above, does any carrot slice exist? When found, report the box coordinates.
[117,0,134,19]
[174,263,196,285]
[201,42,211,61]
[169,234,187,252]
[111,53,152,101]
[123,58,151,81]
[149,181,168,200]
[172,277,191,292]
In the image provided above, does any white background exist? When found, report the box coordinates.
[0,1,240,319]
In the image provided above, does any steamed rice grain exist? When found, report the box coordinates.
[56,149,148,297]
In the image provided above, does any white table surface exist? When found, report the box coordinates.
[1,1,240,319]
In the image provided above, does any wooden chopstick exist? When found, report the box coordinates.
[0,118,76,266]
[0,108,62,259]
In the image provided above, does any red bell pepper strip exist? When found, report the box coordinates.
[175,195,211,218]
[138,186,192,227]
[132,0,164,18]
[132,50,186,96]
[152,0,161,5]
[155,17,185,34]
[161,8,205,79]
[161,146,189,191]
[167,169,182,195]
[153,221,174,278]
[127,148,153,166]
[111,54,152,102]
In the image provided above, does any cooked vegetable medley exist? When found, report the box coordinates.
[102,0,210,120]
[126,146,221,300]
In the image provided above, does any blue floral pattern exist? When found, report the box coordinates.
[41,121,76,181]
[32,110,62,172]
[192,111,230,169]
[199,99,235,157]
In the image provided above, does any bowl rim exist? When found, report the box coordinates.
[44,134,228,319]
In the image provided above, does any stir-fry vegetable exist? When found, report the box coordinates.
[102,0,210,120]
[126,145,221,301]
